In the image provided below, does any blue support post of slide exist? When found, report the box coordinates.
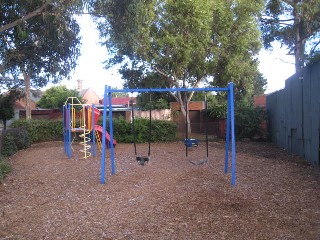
[107,86,116,175]
[91,104,97,157]
[100,86,108,184]
[67,103,72,158]
[63,105,66,155]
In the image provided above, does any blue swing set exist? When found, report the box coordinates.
[99,83,237,186]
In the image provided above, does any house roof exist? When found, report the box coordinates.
[99,97,137,106]
[2,89,41,110]
[78,88,89,97]
[14,99,37,110]
[78,87,100,104]
[3,89,43,102]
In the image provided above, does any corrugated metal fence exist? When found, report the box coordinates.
[267,59,320,166]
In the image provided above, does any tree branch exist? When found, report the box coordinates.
[260,17,294,26]
[310,41,320,57]
[187,75,206,102]
[154,67,179,87]
[0,1,50,33]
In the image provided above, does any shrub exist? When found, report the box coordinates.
[2,127,32,150]
[99,116,177,143]
[15,128,32,149]
[151,120,177,142]
[205,104,227,119]
[1,133,18,157]
[0,155,11,182]
[11,119,63,142]
[235,106,266,140]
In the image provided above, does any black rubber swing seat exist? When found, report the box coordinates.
[188,157,208,166]
[136,156,150,166]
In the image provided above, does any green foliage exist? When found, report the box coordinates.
[260,0,320,71]
[112,91,129,98]
[1,134,18,157]
[94,0,264,124]
[123,70,175,110]
[11,119,63,142]
[253,72,267,96]
[150,120,177,142]
[99,116,177,143]
[0,93,15,128]
[0,89,23,129]
[141,98,170,110]
[205,104,228,119]
[235,106,266,140]
[109,116,133,143]
[38,85,82,109]
[0,155,11,182]
[0,0,81,92]
[1,127,32,152]
[15,128,32,150]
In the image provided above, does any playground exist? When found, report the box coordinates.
[0,140,319,239]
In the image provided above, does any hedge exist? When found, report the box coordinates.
[11,119,64,142]
[12,117,178,144]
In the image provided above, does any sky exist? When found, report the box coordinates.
[56,15,296,97]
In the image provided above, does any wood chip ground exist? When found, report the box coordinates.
[0,141,320,239]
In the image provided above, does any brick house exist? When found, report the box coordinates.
[253,94,266,108]
[79,87,101,105]
[99,97,137,108]
[14,89,42,117]
[76,79,101,105]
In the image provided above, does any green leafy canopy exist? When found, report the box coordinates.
[38,85,82,109]
[94,0,265,101]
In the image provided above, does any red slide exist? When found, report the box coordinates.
[94,125,117,147]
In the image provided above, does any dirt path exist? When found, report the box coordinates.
[0,141,319,239]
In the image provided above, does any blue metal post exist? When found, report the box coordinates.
[108,86,116,175]
[63,105,66,154]
[108,87,228,93]
[229,82,236,186]
[67,103,72,158]
[91,104,97,157]
[100,86,108,184]
[97,84,236,186]
[225,87,231,173]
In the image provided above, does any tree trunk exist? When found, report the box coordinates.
[22,71,32,120]
[293,3,305,73]
[180,100,191,135]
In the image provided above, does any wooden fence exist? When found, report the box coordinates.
[267,59,320,166]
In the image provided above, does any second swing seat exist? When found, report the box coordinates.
[136,156,150,166]
[184,138,199,148]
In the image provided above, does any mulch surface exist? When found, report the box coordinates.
[0,140,320,239]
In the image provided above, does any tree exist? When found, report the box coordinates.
[260,0,320,72]
[0,0,83,119]
[0,0,91,73]
[38,85,82,109]
[121,67,175,110]
[0,0,91,35]
[0,89,23,130]
[112,91,129,98]
[94,0,264,133]
[253,72,267,96]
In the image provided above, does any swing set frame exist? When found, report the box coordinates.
[100,82,236,186]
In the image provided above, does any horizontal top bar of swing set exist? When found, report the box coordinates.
[105,86,231,93]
